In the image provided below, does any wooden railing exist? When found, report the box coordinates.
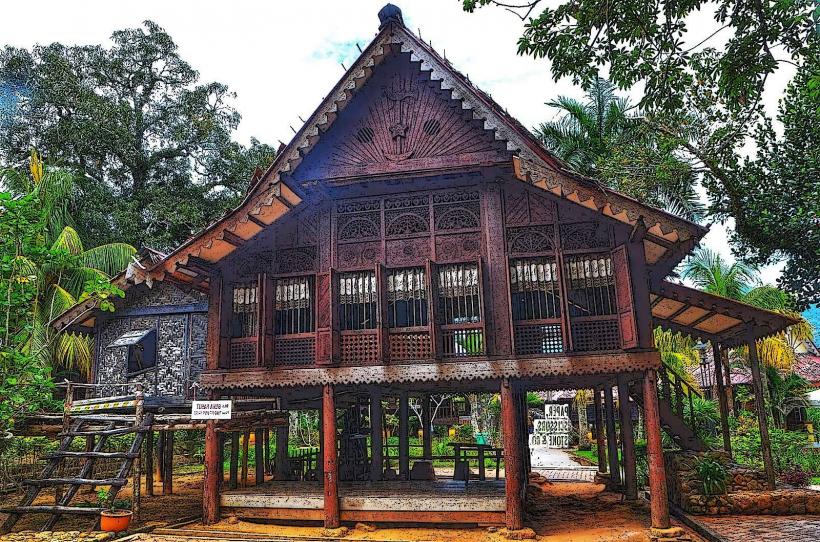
[441,324,484,357]
[658,363,703,430]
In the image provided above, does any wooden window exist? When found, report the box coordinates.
[229,283,258,368]
[437,263,481,324]
[387,267,428,328]
[274,276,315,335]
[564,255,617,317]
[338,270,378,331]
[509,258,561,321]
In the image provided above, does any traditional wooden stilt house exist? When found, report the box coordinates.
[38,3,798,534]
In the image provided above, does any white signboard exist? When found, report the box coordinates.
[191,400,232,420]
[529,403,571,449]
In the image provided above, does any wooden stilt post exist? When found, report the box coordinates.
[322,384,340,529]
[264,429,271,475]
[603,385,621,486]
[592,388,607,473]
[723,348,734,414]
[276,420,289,480]
[145,431,154,497]
[711,341,733,456]
[133,384,144,519]
[422,394,432,460]
[156,430,165,483]
[370,389,383,481]
[501,378,523,531]
[163,431,174,495]
[748,336,776,489]
[255,428,265,485]
[203,419,220,524]
[218,433,225,489]
[617,376,637,500]
[643,369,670,530]
[399,392,410,480]
[229,432,239,489]
[241,430,250,487]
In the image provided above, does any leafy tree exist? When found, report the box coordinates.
[765,366,810,429]
[1,153,131,376]
[0,21,276,250]
[462,0,819,305]
[536,78,703,220]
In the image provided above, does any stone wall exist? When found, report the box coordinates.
[666,450,820,515]
[94,282,207,399]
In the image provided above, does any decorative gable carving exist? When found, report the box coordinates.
[292,46,510,183]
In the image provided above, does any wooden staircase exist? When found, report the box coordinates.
[1,412,153,533]
[630,363,709,452]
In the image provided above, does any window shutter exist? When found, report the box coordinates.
[611,245,638,349]
[376,264,389,362]
[315,269,338,365]
[258,273,275,367]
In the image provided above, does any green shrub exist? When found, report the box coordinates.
[694,457,727,495]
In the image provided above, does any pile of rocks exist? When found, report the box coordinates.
[0,532,114,542]
[666,450,820,515]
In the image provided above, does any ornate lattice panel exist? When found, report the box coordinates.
[389,332,432,361]
[229,339,257,369]
[559,222,612,251]
[506,225,555,254]
[340,332,380,365]
[274,336,316,366]
[433,191,481,231]
[571,319,620,352]
[514,324,563,355]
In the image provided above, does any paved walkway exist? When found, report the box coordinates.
[698,515,820,542]
[530,447,598,482]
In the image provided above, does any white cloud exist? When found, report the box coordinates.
[0,0,790,282]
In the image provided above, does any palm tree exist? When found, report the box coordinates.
[1,152,135,377]
[535,78,704,221]
[765,366,810,429]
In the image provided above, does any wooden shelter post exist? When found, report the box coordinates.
[276,417,290,479]
[370,389,383,481]
[748,336,776,489]
[592,388,607,473]
[643,369,670,529]
[203,419,220,525]
[711,340,733,456]
[322,384,340,529]
[241,430,250,487]
[145,431,153,497]
[603,386,621,486]
[229,432,239,488]
[501,378,523,531]
[399,392,410,480]
[255,428,265,485]
[162,431,174,495]
[422,394,432,459]
[617,376,637,500]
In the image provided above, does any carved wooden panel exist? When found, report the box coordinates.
[506,225,555,254]
[389,332,432,361]
[340,332,380,366]
[433,191,481,231]
[435,234,482,263]
[275,247,316,274]
[293,49,508,181]
[337,211,381,241]
[559,222,611,251]
[611,245,638,349]
[504,187,557,227]
[337,241,382,270]
[385,237,430,267]
[274,336,315,366]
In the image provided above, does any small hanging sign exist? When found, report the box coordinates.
[191,400,232,419]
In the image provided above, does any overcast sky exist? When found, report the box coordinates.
[1,0,790,284]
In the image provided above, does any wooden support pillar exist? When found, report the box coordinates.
[603,386,621,486]
[711,341,733,456]
[723,348,734,414]
[229,432,239,489]
[203,420,220,525]
[322,385,340,529]
[255,428,265,485]
[162,431,174,495]
[218,433,225,489]
[592,388,607,473]
[276,420,289,480]
[398,392,410,480]
[748,337,776,489]
[617,376,637,500]
[241,430,250,487]
[422,394,433,460]
[156,430,165,483]
[643,369,670,530]
[370,390,383,481]
[264,429,271,475]
[501,378,523,531]
[145,431,154,497]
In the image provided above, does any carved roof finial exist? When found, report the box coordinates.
[378,3,404,29]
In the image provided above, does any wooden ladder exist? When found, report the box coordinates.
[0,412,153,533]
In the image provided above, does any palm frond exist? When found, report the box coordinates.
[79,243,136,276]
[51,226,85,256]
[43,284,78,322]
[55,332,93,377]
[59,267,107,300]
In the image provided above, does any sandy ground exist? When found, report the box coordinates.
[0,472,702,542]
